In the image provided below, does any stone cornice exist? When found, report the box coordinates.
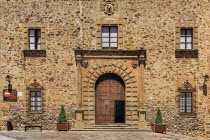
[75,49,146,59]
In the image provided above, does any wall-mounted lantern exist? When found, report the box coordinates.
[4,75,17,101]
[203,75,209,96]
[5,75,12,92]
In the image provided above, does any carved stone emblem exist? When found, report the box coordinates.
[178,80,196,92]
[26,79,44,91]
[101,0,117,16]
[105,3,115,15]
[82,60,89,68]
[132,61,138,69]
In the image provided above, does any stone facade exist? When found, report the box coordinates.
[1,0,210,139]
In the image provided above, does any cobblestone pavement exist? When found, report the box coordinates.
[0,131,205,140]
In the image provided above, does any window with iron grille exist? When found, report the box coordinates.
[180,92,192,113]
[180,28,193,49]
[30,91,42,111]
[29,29,41,50]
[102,26,118,49]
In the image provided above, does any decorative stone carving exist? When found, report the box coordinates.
[101,0,117,16]
[82,60,89,68]
[105,3,114,15]
[178,80,196,92]
[26,79,44,91]
[132,61,138,69]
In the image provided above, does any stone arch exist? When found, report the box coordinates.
[82,62,139,126]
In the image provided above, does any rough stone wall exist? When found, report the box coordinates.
[0,0,210,139]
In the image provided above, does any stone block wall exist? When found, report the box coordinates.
[1,0,210,139]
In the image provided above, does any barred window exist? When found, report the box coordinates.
[30,91,42,111]
[180,92,192,113]
[180,28,193,49]
[102,26,118,49]
[29,29,41,50]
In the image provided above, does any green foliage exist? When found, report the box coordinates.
[154,108,165,126]
[58,105,67,123]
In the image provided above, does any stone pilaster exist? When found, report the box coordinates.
[74,109,84,129]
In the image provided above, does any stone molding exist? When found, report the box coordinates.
[74,49,147,126]
[75,49,147,67]
[175,23,198,50]
[23,24,46,50]
[96,20,124,49]
[81,61,139,126]
[26,79,44,91]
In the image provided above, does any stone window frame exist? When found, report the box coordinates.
[177,80,197,116]
[175,23,198,58]
[96,20,123,50]
[23,24,46,57]
[25,79,45,114]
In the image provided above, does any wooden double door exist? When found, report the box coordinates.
[95,73,125,125]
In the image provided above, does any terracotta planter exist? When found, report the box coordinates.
[151,123,166,133]
[57,123,69,131]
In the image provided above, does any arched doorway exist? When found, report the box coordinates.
[95,73,125,125]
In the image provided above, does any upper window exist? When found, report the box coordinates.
[180,92,192,113]
[180,28,193,49]
[30,91,42,111]
[29,29,41,50]
[102,26,118,49]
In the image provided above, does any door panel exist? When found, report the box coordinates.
[95,73,125,125]
[115,101,125,123]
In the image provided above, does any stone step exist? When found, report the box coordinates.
[71,128,152,132]
[71,125,152,132]
[84,127,138,129]
[94,125,127,127]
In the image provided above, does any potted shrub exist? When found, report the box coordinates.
[151,108,166,133]
[57,105,69,131]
